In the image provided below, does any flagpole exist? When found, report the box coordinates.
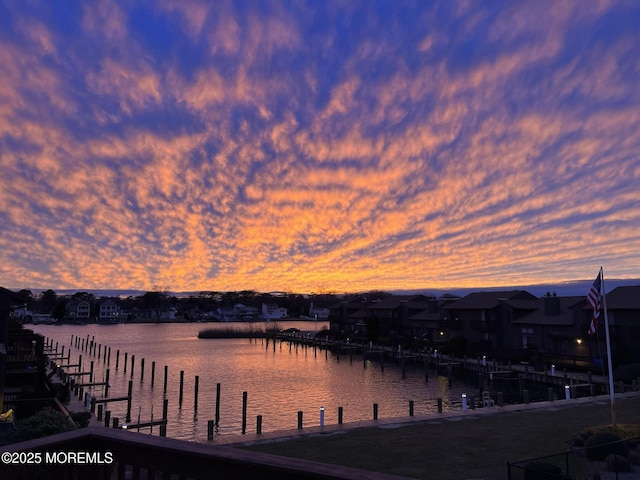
[600,267,616,427]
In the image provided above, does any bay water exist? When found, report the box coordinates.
[32,322,481,442]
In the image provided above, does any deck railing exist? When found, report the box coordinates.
[0,426,406,480]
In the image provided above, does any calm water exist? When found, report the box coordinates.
[32,322,480,442]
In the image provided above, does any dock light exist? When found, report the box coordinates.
[439,331,444,336]
[565,385,570,400]
[482,355,486,366]
[320,406,325,427]
[121,424,128,430]
[462,393,468,411]
[551,364,556,376]
[576,338,583,345]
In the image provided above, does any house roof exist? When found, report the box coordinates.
[368,297,433,312]
[510,296,584,326]
[0,287,29,310]
[444,290,536,310]
[605,285,640,309]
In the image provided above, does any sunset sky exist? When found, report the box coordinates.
[1,0,639,294]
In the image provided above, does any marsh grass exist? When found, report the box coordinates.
[198,322,282,339]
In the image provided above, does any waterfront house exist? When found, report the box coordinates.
[327,295,455,343]
[365,295,434,341]
[589,285,640,363]
[442,290,538,355]
[261,303,288,320]
[328,299,368,336]
[64,299,91,323]
[309,303,330,320]
[99,299,120,323]
[503,293,586,363]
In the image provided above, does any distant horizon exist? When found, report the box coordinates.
[8,277,640,300]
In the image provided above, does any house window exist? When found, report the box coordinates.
[520,328,533,349]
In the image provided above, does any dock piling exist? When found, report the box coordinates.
[215,383,221,425]
[194,376,199,411]
[179,370,184,408]
[242,391,247,434]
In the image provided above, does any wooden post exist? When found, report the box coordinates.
[373,403,378,420]
[242,391,247,434]
[130,354,135,379]
[409,400,414,416]
[297,411,303,429]
[163,365,168,394]
[161,398,168,437]
[125,380,133,422]
[338,406,343,424]
[105,369,110,397]
[116,350,119,370]
[215,383,221,425]
[104,410,111,427]
[207,420,214,440]
[124,352,128,373]
[194,376,199,411]
[151,361,156,388]
[437,398,443,413]
[179,370,184,408]
[256,415,262,434]
[90,361,94,383]
[140,358,145,384]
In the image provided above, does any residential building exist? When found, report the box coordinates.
[262,303,287,320]
[99,299,120,323]
[65,299,92,323]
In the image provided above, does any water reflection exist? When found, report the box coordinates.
[33,322,480,441]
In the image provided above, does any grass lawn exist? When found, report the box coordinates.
[241,395,640,479]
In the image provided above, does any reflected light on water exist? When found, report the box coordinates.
[33,322,479,441]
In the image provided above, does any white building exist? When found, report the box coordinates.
[262,303,288,320]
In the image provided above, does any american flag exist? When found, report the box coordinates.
[587,271,602,335]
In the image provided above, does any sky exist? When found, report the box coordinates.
[1,0,639,295]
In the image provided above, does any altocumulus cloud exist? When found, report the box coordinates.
[0,0,639,293]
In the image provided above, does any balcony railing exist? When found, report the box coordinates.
[0,427,404,480]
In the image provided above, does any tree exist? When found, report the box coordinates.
[52,299,66,320]
[17,289,33,305]
[41,289,57,312]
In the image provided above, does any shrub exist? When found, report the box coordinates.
[444,336,467,356]
[523,461,563,480]
[605,454,632,473]
[585,432,629,461]
[70,411,92,428]
[627,450,640,466]
[9,410,77,443]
